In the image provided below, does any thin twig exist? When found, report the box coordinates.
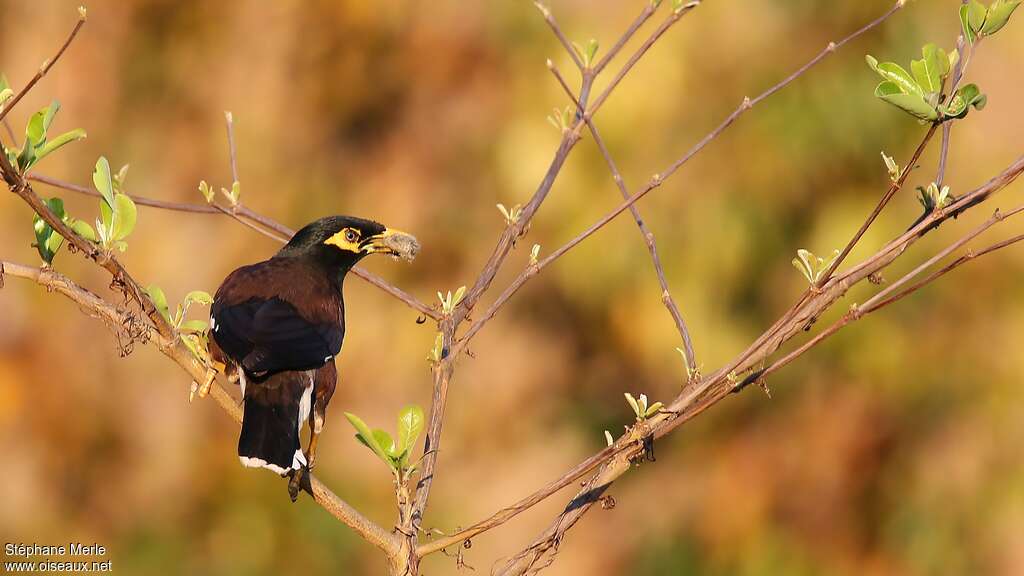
[548,61,697,376]
[456,1,701,321]
[861,205,1024,311]
[456,2,905,352]
[818,123,939,285]
[592,3,658,75]
[534,2,584,71]
[868,232,1024,312]
[937,18,968,187]
[25,173,441,319]
[0,10,86,123]
[751,205,1024,389]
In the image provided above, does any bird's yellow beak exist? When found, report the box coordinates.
[361,228,420,261]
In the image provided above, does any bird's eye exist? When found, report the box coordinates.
[344,229,359,243]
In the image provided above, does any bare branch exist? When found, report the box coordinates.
[423,153,1024,558]
[456,1,701,321]
[592,3,658,75]
[494,454,632,576]
[821,123,940,284]
[25,173,440,320]
[534,1,584,71]
[0,9,86,123]
[549,61,698,377]
[456,1,906,352]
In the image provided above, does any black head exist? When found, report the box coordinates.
[276,215,419,273]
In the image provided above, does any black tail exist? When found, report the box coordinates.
[237,370,312,476]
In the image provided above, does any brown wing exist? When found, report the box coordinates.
[210,258,345,375]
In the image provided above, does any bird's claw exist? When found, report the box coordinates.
[287,466,311,503]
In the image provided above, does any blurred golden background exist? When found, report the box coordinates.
[2,1,1023,574]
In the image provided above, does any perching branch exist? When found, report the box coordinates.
[0,257,401,554]
[23,173,440,320]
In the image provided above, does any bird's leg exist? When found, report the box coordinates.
[287,413,323,502]
[190,360,224,402]
[306,413,324,470]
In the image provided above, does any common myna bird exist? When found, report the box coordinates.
[204,216,419,500]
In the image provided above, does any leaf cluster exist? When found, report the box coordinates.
[345,405,426,480]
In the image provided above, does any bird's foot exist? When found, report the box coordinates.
[189,365,219,403]
[287,466,312,503]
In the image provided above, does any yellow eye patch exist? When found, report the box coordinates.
[324,227,362,253]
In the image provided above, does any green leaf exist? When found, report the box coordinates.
[92,156,115,210]
[792,249,814,284]
[113,164,130,192]
[344,412,393,465]
[874,81,938,121]
[179,319,209,333]
[452,286,466,308]
[198,180,214,203]
[982,0,1022,35]
[34,128,87,164]
[969,0,988,31]
[583,38,599,67]
[24,107,48,146]
[110,193,137,241]
[624,392,640,417]
[181,333,207,361]
[145,285,171,322]
[961,4,978,43]
[865,56,922,96]
[95,219,110,246]
[41,100,60,133]
[912,44,948,95]
[373,429,396,457]
[941,83,987,119]
[184,290,213,307]
[223,181,241,205]
[396,404,425,457]
[32,197,66,265]
[70,219,97,242]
